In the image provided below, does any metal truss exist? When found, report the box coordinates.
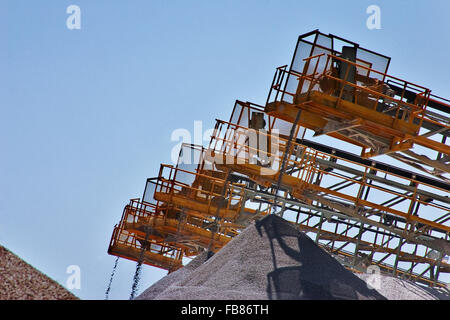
[108,30,449,289]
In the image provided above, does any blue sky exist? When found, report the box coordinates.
[1,1,449,300]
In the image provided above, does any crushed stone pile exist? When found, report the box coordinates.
[137,215,391,300]
[136,251,209,300]
[0,245,78,300]
[356,273,449,300]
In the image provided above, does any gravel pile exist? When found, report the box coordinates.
[356,273,449,300]
[137,215,389,300]
[0,245,78,300]
[136,251,209,300]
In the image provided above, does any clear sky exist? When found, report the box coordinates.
[1,1,449,300]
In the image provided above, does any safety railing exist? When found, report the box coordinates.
[118,198,233,252]
[147,164,271,227]
[108,225,185,271]
[267,53,434,133]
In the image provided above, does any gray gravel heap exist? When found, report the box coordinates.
[137,215,388,300]
[356,273,449,300]
[136,251,208,300]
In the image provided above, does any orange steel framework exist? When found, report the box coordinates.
[205,101,449,287]
[266,30,449,182]
[108,150,272,272]
[108,30,449,287]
